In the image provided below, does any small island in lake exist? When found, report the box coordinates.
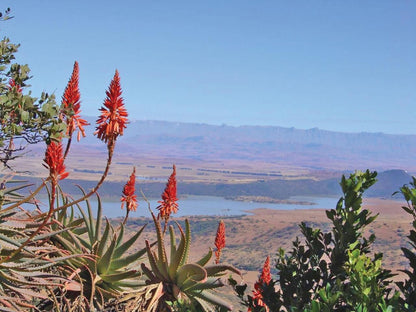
[225,195,316,205]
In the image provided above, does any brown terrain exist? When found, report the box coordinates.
[119,197,410,288]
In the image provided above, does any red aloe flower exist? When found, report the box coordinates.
[157,165,178,221]
[250,256,271,312]
[44,140,69,181]
[259,255,271,285]
[121,167,138,212]
[95,70,128,145]
[214,220,226,264]
[61,61,89,141]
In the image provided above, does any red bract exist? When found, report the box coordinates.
[214,220,226,264]
[95,70,128,145]
[61,61,89,141]
[250,256,271,312]
[44,140,69,181]
[157,165,178,221]
[121,167,138,212]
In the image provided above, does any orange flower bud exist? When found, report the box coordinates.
[95,70,128,146]
[157,165,178,221]
[121,167,138,212]
[214,220,226,264]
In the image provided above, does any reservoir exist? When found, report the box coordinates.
[71,195,339,219]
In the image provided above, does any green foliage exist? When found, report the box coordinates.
[0,35,63,168]
[276,170,393,310]
[342,243,398,311]
[395,176,416,311]
[327,170,379,276]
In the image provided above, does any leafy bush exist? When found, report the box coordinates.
[395,177,416,311]
[231,170,398,311]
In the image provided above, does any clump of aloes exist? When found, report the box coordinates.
[37,66,149,311]
[138,215,240,311]
[113,167,240,312]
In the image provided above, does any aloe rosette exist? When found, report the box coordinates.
[117,211,240,312]
[0,179,82,311]
[44,187,147,311]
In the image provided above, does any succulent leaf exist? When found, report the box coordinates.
[151,212,167,265]
[168,223,187,280]
[192,289,233,311]
[181,219,191,266]
[96,218,112,259]
[101,270,140,284]
[145,240,165,280]
[94,194,103,242]
[110,246,147,270]
[205,264,242,277]
[176,263,207,287]
[169,224,176,259]
[113,224,146,259]
[196,248,213,267]
[97,233,117,275]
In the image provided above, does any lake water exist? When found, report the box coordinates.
[70,195,339,219]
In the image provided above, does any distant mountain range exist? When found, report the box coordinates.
[73,118,416,173]
[19,169,412,201]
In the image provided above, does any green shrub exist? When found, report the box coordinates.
[231,170,397,311]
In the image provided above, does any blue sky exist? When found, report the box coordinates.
[1,1,415,134]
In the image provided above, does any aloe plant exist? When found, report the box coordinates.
[116,211,240,312]
[0,178,80,311]
[41,187,147,311]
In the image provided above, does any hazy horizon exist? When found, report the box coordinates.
[85,115,416,136]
